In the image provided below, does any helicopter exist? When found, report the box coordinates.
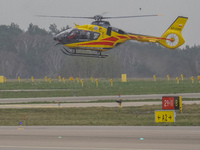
[38,14,188,58]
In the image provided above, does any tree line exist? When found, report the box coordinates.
[0,23,200,79]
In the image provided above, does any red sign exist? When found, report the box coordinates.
[162,97,175,109]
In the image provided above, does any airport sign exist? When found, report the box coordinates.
[155,110,176,123]
[162,96,182,112]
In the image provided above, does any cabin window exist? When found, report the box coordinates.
[79,30,91,41]
[112,27,126,34]
[93,33,100,40]
[118,29,125,34]
[66,30,100,42]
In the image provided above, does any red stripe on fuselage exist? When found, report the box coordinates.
[102,37,119,42]
[128,35,137,40]
[79,42,114,46]
[117,35,128,39]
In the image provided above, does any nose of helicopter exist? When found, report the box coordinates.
[53,36,57,41]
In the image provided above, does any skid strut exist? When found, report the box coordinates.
[60,47,108,58]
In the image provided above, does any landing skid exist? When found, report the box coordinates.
[60,47,108,58]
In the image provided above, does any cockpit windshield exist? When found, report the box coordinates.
[55,28,74,41]
[54,28,100,44]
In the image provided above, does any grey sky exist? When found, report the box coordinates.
[0,0,199,47]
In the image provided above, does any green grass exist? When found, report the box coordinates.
[0,104,199,126]
[1,78,200,98]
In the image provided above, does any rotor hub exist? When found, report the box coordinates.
[93,15,104,21]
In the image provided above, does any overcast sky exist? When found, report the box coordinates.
[0,0,199,47]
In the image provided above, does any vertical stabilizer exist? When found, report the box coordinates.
[159,16,188,49]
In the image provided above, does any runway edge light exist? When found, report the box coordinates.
[18,122,24,130]
[116,94,122,108]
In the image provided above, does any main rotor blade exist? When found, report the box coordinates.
[36,14,162,21]
[36,15,94,19]
[103,14,162,19]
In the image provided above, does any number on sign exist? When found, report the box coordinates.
[162,114,168,121]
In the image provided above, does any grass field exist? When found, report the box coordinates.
[0,78,200,98]
[0,104,199,126]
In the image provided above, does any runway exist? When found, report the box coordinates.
[0,126,199,150]
[0,101,200,108]
[1,93,200,103]
[0,93,200,108]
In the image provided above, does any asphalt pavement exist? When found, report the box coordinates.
[0,126,199,150]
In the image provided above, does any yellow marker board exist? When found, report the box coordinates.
[155,110,176,123]
[0,76,4,83]
[121,74,127,82]
[69,77,74,81]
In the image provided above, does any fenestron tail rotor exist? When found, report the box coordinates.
[166,33,179,47]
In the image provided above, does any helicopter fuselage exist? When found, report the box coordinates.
[54,16,188,54]
[54,21,132,51]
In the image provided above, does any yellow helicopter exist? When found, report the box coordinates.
[38,14,188,58]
